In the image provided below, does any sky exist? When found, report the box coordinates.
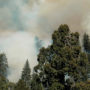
[0,0,90,82]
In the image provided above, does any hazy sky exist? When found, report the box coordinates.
[0,0,90,82]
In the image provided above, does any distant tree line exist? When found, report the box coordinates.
[0,24,90,90]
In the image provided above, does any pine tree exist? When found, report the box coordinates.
[83,33,90,52]
[21,60,31,89]
[0,53,8,77]
[34,24,88,90]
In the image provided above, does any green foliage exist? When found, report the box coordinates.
[0,53,10,90]
[49,82,64,90]
[0,53,8,77]
[72,80,90,90]
[31,74,44,90]
[6,82,15,90]
[83,33,90,52]
[15,80,29,90]
[21,60,31,89]
[0,75,10,90]
[87,53,90,63]
[0,24,89,90]
[34,24,88,90]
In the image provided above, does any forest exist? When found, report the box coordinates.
[0,24,90,90]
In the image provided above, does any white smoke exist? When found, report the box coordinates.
[0,0,90,82]
[0,31,51,82]
[0,32,37,82]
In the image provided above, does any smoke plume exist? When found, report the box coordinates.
[0,0,90,82]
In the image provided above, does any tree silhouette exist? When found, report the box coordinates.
[21,60,31,89]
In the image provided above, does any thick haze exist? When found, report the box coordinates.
[0,0,90,82]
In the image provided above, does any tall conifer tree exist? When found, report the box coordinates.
[0,53,8,77]
[83,33,90,52]
[34,25,88,90]
[21,60,31,89]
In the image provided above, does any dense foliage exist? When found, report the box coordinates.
[83,33,90,53]
[0,24,90,90]
[72,81,90,90]
[21,60,31,89]
[0,53,8,77]
[34,24,88,90]
[15,80,29,90]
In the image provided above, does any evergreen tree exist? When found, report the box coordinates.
[83,33,90,63]
[0,75,8,90]
[21,60,31,89]
[0,53,8,77]
[83,33,90,52]
[31,74,44,90]
[34,25,88,90]
[15,80,29,90]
